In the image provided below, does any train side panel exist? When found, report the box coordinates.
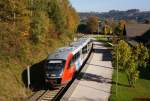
[61,53,76,84]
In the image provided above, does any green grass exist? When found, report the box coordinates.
[95,35,113,48]
[110,69,150,101]
[95,35,108,42]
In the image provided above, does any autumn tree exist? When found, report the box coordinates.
[144,19,150,24]
[103,25,113,35]
[115,20,126,39]
[64,2,79,33]
[132,43,149,68]
[0,0,30,57]
[112,40,131,70]
[125,56,139,87]
[113,40,140,87]
[86,16,99,34]
[47,0,66,35]
[29,12,48,43]
[61,0,79,38]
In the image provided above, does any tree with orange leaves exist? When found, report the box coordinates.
[115,20,126,38]
[86,16,99,34]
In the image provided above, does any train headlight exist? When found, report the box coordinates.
[45,73,49,77]
[51,74,56,77]
[59,71,63,76]
[59,73,62,76]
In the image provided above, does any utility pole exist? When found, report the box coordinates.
[30,0,33,16]
[116,41,119,96]
[27,66,31,89]
[13,1,16,27]
[98,21,99,35]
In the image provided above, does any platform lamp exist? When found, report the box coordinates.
[116,38,119,96]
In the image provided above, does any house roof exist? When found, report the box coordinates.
[126,24,150,46]
[126,24,150,38]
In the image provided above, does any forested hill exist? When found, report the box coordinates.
[0,0,79,100]
[79,9,150,22]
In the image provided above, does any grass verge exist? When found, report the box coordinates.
[110,68,150,101]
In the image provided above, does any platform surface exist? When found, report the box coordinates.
[68,41,113,101]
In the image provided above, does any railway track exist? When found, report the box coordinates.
[28,87,65,101]
[27,77,76,101]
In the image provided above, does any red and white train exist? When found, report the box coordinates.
[44,38,93,87]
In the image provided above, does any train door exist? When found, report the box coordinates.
[82,45,88,61]
[67,57,76,80]
[80,49,83,65]
[62,54,75,84]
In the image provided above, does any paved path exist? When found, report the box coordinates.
[62,41,113,101]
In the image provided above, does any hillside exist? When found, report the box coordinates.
[0,0,79,100]
[79,9,150,23]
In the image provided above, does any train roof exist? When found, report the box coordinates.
[47,47,73,60]
[47,38,91,60]
[70,38,89,47]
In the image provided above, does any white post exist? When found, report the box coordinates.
[27,66,30,89]
[98,21,99,35]
[116,44,119,96]
[13,1,16,26]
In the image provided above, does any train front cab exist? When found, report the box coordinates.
[44,59,66,87]
[44,53,77,87]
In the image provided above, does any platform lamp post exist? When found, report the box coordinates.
[116,39,119,96]
[98,21,99,35]
[98,20,101,37]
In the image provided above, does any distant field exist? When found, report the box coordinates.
[110,68,150,101]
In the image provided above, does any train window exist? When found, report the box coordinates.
[88,43,90,51]
[71,52,80,64]
[88,42,91,51]
[46,60,65,70]
[68,57,75,69]
[76,52,80,59]
[82,45,87,54]
[73,56,76,62]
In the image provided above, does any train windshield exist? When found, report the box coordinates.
[46,60,65,70]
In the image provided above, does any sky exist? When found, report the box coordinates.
[69,0,150,12]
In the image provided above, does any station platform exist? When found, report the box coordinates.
[62,41,113,101]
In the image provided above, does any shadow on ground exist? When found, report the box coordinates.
[139,66,150,80]
[77,72,130,88]
[86,63,113,69]
[93,48,112,61]
[77,72,112,84]
[22,60,46,91]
